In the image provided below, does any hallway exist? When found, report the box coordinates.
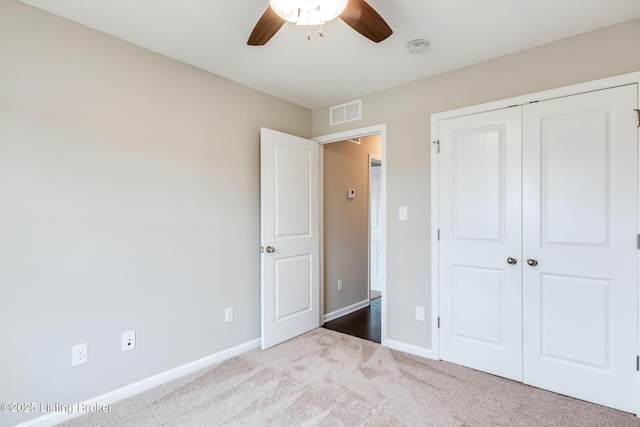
[322,297,381,343]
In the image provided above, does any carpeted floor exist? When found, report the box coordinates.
[59,328,640,426]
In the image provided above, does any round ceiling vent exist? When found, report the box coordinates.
[407,39,429,54]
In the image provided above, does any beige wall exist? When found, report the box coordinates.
[312,18,640,349]
[0,2,310,426]
[323,136,381,314]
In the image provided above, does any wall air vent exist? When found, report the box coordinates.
[330,100,362,126]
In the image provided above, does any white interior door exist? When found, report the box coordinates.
[369,159,382,293]
[522,85,638,412]
[438,108,523,381]
[260,128,320,349]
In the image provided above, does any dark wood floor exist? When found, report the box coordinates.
[322,297,381,343]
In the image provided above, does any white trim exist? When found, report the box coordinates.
[314,124,385,144]
[636,76,640,419]
[386,339,438,360]
[323,298,370,322]
[17,339,261,427]
[429,118,440,360]
[318,146,325,327]
[313,124,387,345]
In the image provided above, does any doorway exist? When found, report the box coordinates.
[315,125,387,345]
[322,145,382,343]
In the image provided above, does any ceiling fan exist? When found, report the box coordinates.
[247,0,393,46]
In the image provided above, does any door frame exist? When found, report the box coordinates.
[314,124,388,345]
[430,72,640,378]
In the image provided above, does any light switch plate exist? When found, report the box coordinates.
[399,206,408,221]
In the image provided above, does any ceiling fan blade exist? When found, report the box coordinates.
[340,0,392,43]
[247,6,286,46]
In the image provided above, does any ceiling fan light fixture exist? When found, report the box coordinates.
[296,8,324,26]
[269,0,299,22]
[249,0,392,46]
[270,0,347,24]
[297,0,321,10]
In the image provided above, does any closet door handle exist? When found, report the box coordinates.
[506,257,518,265]
[527,258,538,267]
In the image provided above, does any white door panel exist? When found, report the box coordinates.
[539,110,609,245]
[522,85,638,412]
[261,128,319,349]
[451,265,505,346]
[453,128,503,240]
[274,144,312,236]
[439,108,523,381]
[538,274,610,368]
[274,255,312,320]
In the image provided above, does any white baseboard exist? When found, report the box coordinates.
[323,298,370,323]
[17,338,261,427]
[385,339,438,360]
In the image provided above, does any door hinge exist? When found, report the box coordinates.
[437,316,440,328]
[635,109,640,127]
[637,234,640,250]
[437,229,440,241]
[636,355,639,371]
[432,139,440,153]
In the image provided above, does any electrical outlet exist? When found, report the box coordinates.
[225,307,234,323]
[72,343,88,366]
[122,330,136,352]
[338,280,343,291]
[416,306,425,321]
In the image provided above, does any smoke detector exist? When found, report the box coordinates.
[407,39,429,54]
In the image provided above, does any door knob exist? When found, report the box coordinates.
[527,258,538,267]
[266,246,276,254]
[506,257,518,265]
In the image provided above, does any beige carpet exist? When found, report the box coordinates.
[59,328,640,426]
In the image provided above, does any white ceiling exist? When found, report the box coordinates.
[18,0,640,109]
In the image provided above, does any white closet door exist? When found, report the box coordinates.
[522,85,638,412]
[438,108,523,381]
